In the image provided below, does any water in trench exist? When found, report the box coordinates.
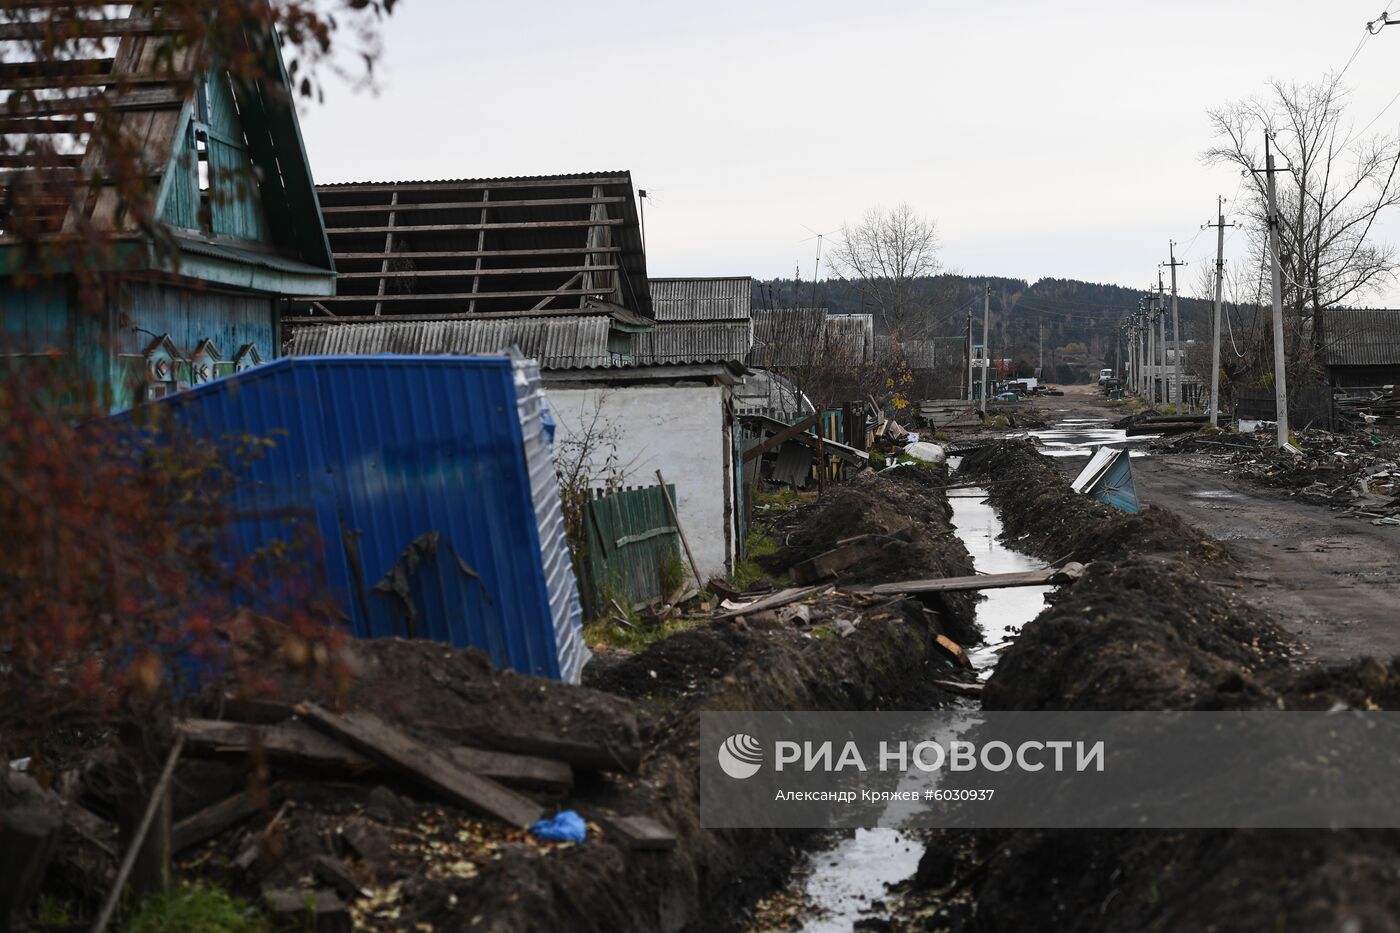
[792,487,1050,932]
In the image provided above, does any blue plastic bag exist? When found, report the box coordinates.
[529,810,587,843]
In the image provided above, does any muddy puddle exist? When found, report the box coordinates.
[789,486,1050,931]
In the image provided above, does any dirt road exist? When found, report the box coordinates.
[1032,384,1400,664]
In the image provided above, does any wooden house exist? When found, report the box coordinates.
[1,17,335,409]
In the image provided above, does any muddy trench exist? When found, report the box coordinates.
[875,440,1400,933]
[779,476,1053,933]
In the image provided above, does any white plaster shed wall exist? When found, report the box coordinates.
[547,385,731,581]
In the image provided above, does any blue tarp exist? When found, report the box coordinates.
[119,355,586,681]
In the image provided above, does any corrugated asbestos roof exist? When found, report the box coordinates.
[824,314,874,364]
[287,316,617,369]
[875,336,941,370]
[749,307,827,367]
[1321,309,1400,366]
[632,321,753,365]
[649,277,753,321]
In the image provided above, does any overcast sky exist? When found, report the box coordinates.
[298,0,1400,304]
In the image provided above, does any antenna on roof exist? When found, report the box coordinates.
[638,189,648,254]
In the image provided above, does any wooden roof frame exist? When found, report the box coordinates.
[0,14,335,295]
[306,172,652,319]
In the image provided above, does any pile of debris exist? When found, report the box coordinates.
[1162,427,1400,523]
[1335,384,1400,425]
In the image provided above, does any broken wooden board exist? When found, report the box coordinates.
[178,718,373,774]
[172,784,284,854]
[935,634,972,669]
[299,705,543,828]
[714,584,833,620]
[178,719,574,794]
[603,815,677,851]
[443,746,573,795]
[847,562,1085,597]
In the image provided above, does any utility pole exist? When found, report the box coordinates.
[1205,198,1235,427]
[1263,133,1291,448]
[1145,294,1155,406]
[979,282,990,416]
[1037,320,1043,379]
[1157,273,1167,409]
[965,308,973,402]
[1136,300,1146,399]
[1164,244,1185,414]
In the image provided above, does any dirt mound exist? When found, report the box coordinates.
[981,557,1298,712]
[892,441,1400,932]
[960,440,1229,565]
[761,465,968,582]
[756,465,979,643]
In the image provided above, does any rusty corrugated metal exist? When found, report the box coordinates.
[649,277,752,321]
[287,316,616,369]
[632,321,752,365]
[1321,309,1400,366]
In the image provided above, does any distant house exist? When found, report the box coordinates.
[286,183,751,580]
[1,22,335,409]
[1320,309,1400,386]
[547,276,752,581]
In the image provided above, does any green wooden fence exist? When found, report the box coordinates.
[581,484,682,615]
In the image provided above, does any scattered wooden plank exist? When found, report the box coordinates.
[178,719,372,773]
[299,705,543,828]
[171,784,281,854]
[180,718,573,793]
[443,746,573,795]
[935,635,972,669]
[848,562,1085,597]
[714,584,833,620]
[604,815,676,852]
[463,727,640,776]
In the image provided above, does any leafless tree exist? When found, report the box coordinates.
[827,203,941,340]
[1206,77,1400,382]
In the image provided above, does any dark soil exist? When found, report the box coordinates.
[892,440,1400,933]
[959,439,1229,566]
[136,466,984,933]
[755,464,979,643]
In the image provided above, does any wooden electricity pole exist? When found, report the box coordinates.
[1263,133,1291,448]
[1164,244,1185,413]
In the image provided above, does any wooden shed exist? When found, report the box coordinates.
[1,15,335,410]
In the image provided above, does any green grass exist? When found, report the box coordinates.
[729,528,779,590]
[583,615,703,652]
[753,485,802,511]
[123,881,267,933]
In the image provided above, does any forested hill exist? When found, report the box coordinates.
[755,274,1213,375]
